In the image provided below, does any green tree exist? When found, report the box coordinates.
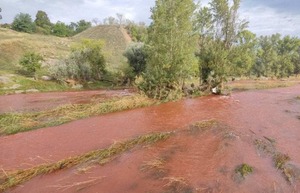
[74,20,92,34]
[276,35,300,77]
[123,42,147,76]
[126,22,148,42]
[12,13,35,33]
[34,10,52,34]
[51,21,71,37]
[195,0,248,90]
[140,0,197,100]
[231,30,257,76]
[19,52,43,78]
[253,36,278,77]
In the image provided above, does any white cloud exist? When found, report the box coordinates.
[240,5,300,36]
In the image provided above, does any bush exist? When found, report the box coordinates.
[123,42,147,77]
[19,52,43,77]
[12,13,35,33]
[49,39,106,83]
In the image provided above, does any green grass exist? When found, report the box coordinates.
[0,95,156,135]
[0,72,70,95]
[228,80,298,91]
[0,132,171,192]
[0,28,71,72]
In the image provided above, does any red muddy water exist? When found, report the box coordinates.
[1,85,300,193]
[0,89,133,113]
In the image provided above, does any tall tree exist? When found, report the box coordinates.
[140,0,197,100]
[75,20,91,34]
[34,10,52,34]
[12,13,35,33]
[35,10,51,28]
[195,0,248,90]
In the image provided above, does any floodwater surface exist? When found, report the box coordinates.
[1,85,300,193]
[0,89,133,113]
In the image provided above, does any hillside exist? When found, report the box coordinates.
[74,25,132,70]
[0,28,72,72]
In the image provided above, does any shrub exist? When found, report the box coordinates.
[123,42,147,77]
[19,52,43,77]
[49,39,106,83]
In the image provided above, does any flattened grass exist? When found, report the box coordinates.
[0,95,156,135]
[0,132,171,192]
[228,80,298,91]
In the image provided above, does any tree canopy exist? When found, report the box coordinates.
[12,13,35,33]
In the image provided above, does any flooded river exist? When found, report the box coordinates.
[1,85,300,192]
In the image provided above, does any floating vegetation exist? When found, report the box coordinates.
[274,153,291,170]
[235,164,253,178]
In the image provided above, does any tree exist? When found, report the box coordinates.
[35,10,51,28]
[19,52,43,78]
[231,30,257,76]
[123,42,147,76]
[103,16,118,25]
[140,0,197,100]
[12,13,35,33]
[74,20,91,34]
[126,22,148,42]
[92,18,100,26]
[195,0,248,90]
[51,21,71,37]
[116,13,124,27]
[35,10,52,34]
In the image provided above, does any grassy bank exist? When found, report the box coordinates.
[0,132,171,192]
[227,79,300,91]
[0,95,156,135]
[0,72,70,95]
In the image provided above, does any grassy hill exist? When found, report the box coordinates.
[0,26,132,94]
[0,28,71,72]
[74,25,132,71]
[0,26,132,72]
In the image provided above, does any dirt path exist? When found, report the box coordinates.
[1,85,300,192]
[0,89,133,113]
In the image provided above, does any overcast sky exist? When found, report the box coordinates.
[1,0,300,36]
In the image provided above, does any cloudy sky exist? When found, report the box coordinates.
[1,0,300,36]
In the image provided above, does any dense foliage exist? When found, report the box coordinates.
[19,52,43,77]
[123,42,147,76]
[12,13,35,33]
[11,11,92,37]
[49,39,106,82]
[139,0,197,100]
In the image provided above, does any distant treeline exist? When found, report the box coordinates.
[1,10,147,40]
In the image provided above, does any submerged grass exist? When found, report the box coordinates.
[0,95,156,135]
[0,132,172,192]
[254,138,295,183]
[235,164,253,178]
